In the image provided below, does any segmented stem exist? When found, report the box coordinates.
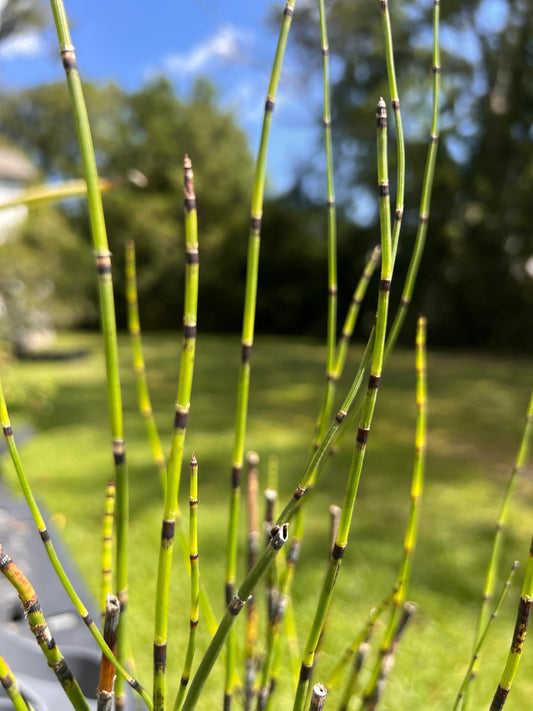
[100,480,115,620]
[453,563,518,711]
[309,684,327,711]
[181,524,289,711]
[244,453,261,711]
[379,0,405,261]
[0,545,90,711]
[0,653,31,711]
[154,156,199,711]
[463,390,533,709]
[0,380,151,709]
[361,316,427,708]
[125,239,167,490]
[292,99,394,711]
[224,2,296,705]
[385,0,440,356]
[48,0,132,690]
[173,456,201,711]
[97,594,121,711]
[489,538,533,711]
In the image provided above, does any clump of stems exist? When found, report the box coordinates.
[0,653,31,711]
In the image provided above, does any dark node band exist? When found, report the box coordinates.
[162,519,175,541]
[82,613,93,627]
[113,451,125,466]
[190,618,199,629]
[293,486,306,501]
[327,199,336,208]
[153,642,167,671]
[0,675,13,689]
[431,134,439,143]
[190,553,199,562]
[326,373,339,384]
[0,552,10,570]
[395,208,404,219]
[250,215,262,231]
[229,594,246,616]
[186,251,200,265]
[351,295,362,306]
[283,6,294,16]
[174,409,188,430]
[183,324,197,339]
[323,118,332,128]
[231,464,241,489]
[332,543,345,560]
[392,98,400,111]
[53,659,74,685]
[336,410,347,423]
[225,583,234,607]
[400,297,411,307]
[96,263,112,276]
[189,498,199,508]
[241,343,252,364]
[270,523,289,551]
[490,685,509,711]
[433,65,441,73]
[128,678,140,690]
[419,215,429,224]
[357,427,370,446]
[61,49,77,72]
[377,116,387,128]
[224,694,232,711]
[184,197,197,212]
[380,0,388,9]
[181,675,190,687]
[378,183,390,198]
[329,286,338,297]
[322,46,329,56]
[368,374,381,389]
[299,663,313,682]
[511,598,532,652]
[39,529,50,543]
[2,425,13,437]
[379,278,391,292]
[25,600,41,617]
[265,98,275,113]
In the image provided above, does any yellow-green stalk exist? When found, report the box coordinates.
[291,98,394,711]
[489,538,533,711]
[0,378,151,709]
[463,390,533,710]
[453,562,518,711]
[173,455,200,711]
[244,452,261,711]
[125,239,167,490]
[48,0,132,691]
[0,544,90,711]
[0,178,114,212]
[153,156,199,711]
[224,2,296,706]
[360,316,427,708]
[0,653,32,711]
[100,480,115,620]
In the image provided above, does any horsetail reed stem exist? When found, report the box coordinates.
[326,586,397,691]
[173,455,200,711]
[312,0,338,449]
[333,246,381,383]
[309,683,327,711]
[292,99,394,711]
[48,0,131,687]
[361,316,427,707]
[224,3,296,705]
[379,0,405,261]
[385,0,440,356]
[125,239,167,490]
[359,602,417,711]
[337,627,372,710]
[244,453,260,711]
[452,563,518,711]
[0,653,32,711]
[101,480,115,619]
[0,378,151,709]
[97,594,121,711]
[154,155,199,711]
[181,524,289,711]
[0,544,90,711]
[463,390,533,710]
[489,537,533,711]
[0,178,114,211]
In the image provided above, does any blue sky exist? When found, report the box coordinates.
[0,0,320,193]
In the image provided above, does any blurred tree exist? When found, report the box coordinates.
[288,0,533,349]
[0,0,46,44]
[0,77,254,330]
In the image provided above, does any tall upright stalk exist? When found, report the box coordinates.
[291,98,394,711]
[100,480,115,619]
[97,594,121,711]
[0,653,32,711]
[462,390,533,710]
[48,0,131,688]
[489,536,533,711]
[153,156,199,711]
[385,0,440,356]
[224,2,296,706]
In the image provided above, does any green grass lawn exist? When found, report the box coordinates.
[1,331,532,710]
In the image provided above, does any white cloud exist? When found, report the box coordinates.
[163,25,245,76]
[0,31,42,59]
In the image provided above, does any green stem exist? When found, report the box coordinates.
[224,2,296,705]
[100,480,115,620]
[0,653,33,711]
[153,156,199,711]
[0,178,114,211]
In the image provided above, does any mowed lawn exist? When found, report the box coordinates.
[0,331,532,710]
